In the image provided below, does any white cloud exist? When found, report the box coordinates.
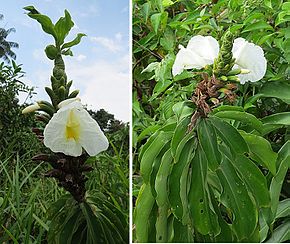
[65,56,130,122]
[75,54,87,61]
[90,33,124,53]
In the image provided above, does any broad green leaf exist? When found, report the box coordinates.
[155,150,173,242]
[197,118,221,171]
[61,33,86,50]
[266,220,290,243]
[276,199,290,219]
[169,139,195,221]
[209,116,249,155]
[55,10,74,45]
[233,155,271,208]
[137,124,161,142]
[149,143,170,197]
[262,112,290,126]
[140,131,172,183]
[150,12,168,34]
[212,105,244,114]
[135,184,155,243]
[26,13,57,40]
[188,146,221,236]
[171,116,191,157]
[239,131,277,175]
[217,157,258,241]
[81,202,105,243]
[260,81,290,103]
[141,2,151,22]
[242,21,273,33]
[270,141,290,217]
[172,101,194,122]
[214,111,263,133]
[152,79,173,98]
[59,208,83,244]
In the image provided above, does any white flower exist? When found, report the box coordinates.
[232,38,267,84]
[172,35,219,76]
[43,98,109,157]
[172,35,267,84]
[22,103,40,114]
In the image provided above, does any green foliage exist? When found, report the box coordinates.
[0,61,39,158]
[133,0,290,242]
[24,6,86,111]
[0,14,19,63]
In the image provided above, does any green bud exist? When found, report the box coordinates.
[45,45,59,60]
[220,76,228,81]
[227,76,240,82]
[68,90,79,99]
[50,76,59,91]
[45,87,58,107]
[38,103,55,117]
[213,31,236,76]
[65,80,73,97]
[58,86,66,101]
[227,68,241,76]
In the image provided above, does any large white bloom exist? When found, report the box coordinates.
[43,98,109,157]
[172,35,219,76]
[232,37,267,84]
[172,35,267,84]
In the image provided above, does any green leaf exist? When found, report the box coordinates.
[217,157,258,241]
[262,112,290,126]
[266,220,290,243]
[169,138,196,221]
[61,33,86,50]
[134,184,155,243]
[209,116,249,155]
[214,110,263,133]
[270,141,290,217]
[242,21,273,33]
[188,146,221,236]
[233,155,271,208]
[212,105,244,114]
[137,124,161,142]
[197,118,221,171]
[61,49,73,56]
[81,202,106,243]
[276,199,290,219]
[150,13,162,34]
[26,13,57,40]
[140,131,172,183]
[260,81,290,103]
[150,12,168,34]
[55,10,74,45]
[155,149,173,242]
[172,101,194,122]
[239,131,277,175]
[149,142,170,197]
[171,116,190,157]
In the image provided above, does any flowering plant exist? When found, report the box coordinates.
[22,6,127,243]
[133,1,290,243]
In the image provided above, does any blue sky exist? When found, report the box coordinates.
[1,0,129,121]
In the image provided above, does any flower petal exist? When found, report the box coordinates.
[232,38,267,84]
[58,97,81,109]
[43,109,83,156]
[78,109,109,156]
[172,45,206,76]
[187,35,219,65]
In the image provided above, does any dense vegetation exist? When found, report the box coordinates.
[133,0,290,242]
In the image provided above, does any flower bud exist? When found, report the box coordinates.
[22,103,40,114]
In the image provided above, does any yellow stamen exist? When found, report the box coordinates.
[65,110,80,141]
